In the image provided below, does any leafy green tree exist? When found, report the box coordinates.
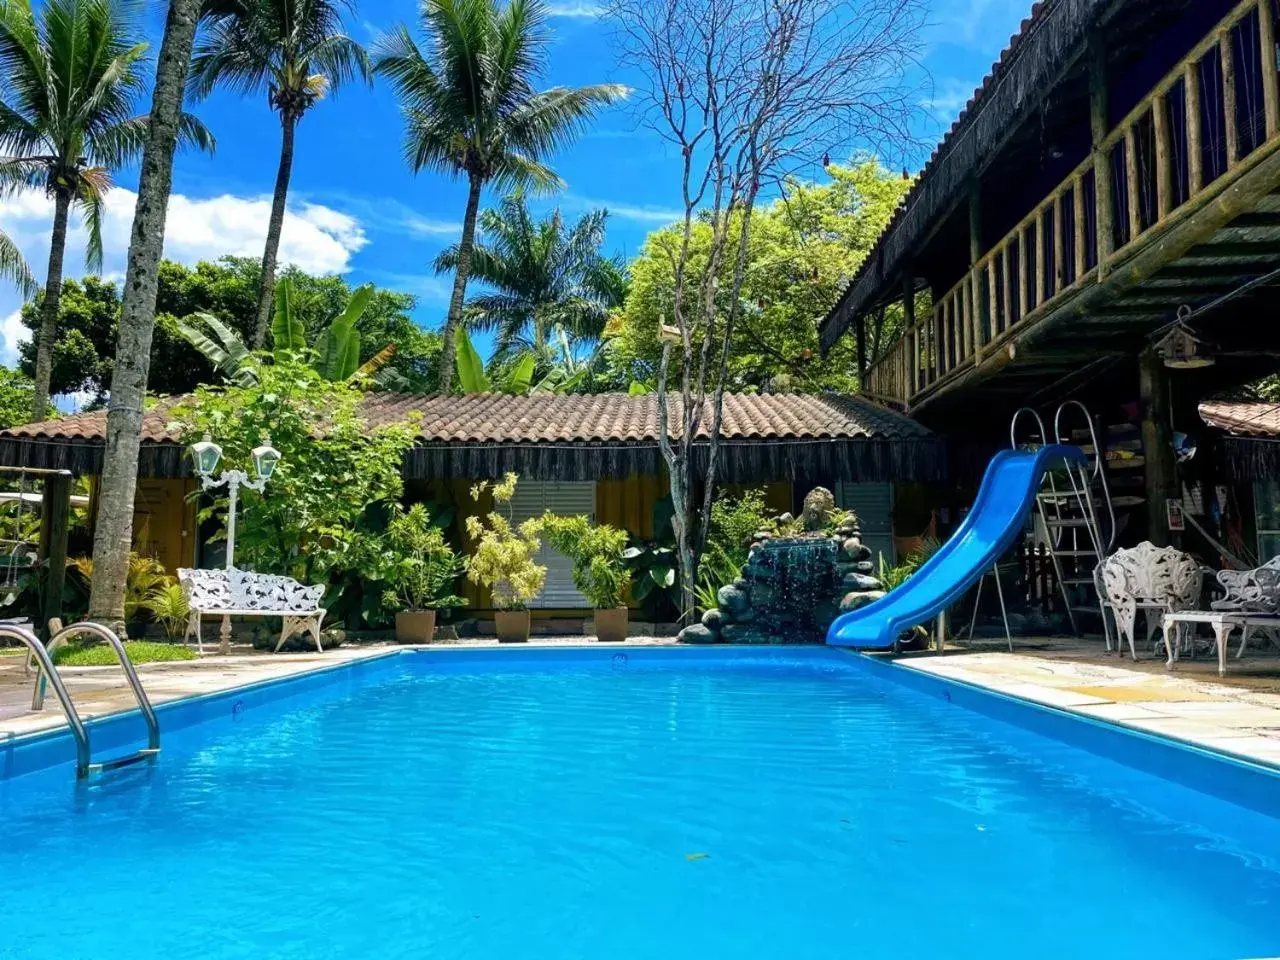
[374,0,625,393]
[435,194,622,377]
[607,159,910,394]
[190,0,372,347]
[0,0,213,420]
[19,257,441,401]
[171,359,417,623]
[0,366,47,428]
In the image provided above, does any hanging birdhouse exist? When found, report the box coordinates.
[1156,309,1215,369]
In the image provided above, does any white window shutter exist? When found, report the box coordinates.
[507,481,596,608]
[835,483,895,567]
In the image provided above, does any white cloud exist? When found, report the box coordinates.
[546,2,603,17]
[564,193,682,225]
[0,309,26,367]
[921,77,979,122]
[0,187,369,290]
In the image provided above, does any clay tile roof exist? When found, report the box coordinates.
[1199,401,1280,438]
[1,391,933,445]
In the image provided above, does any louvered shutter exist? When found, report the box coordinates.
[506,481,596,608]
[835,483,895,567]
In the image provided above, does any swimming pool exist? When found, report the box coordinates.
[2,646,1278,959]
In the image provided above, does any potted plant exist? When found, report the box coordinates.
[383,504,467,643]
[465,474,546,642]
[537,513,630,642]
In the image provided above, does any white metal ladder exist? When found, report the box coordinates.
[1009,404,1116,647]
[5,622,160,778]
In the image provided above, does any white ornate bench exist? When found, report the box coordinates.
[1099,542,1203,661]
[1163,556,1280,675]
[178,567,326,655]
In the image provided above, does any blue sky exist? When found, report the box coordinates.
[0,0,1031,370]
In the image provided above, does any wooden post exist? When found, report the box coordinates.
[1012,235,1024,322]
[1090,34,1115,276]
[37,472,72,638]
[1073,175,1087,277]
[968,180,985,359]
[1032,219,1045,310]
[1260,0,1280,138]
[855,310,867,386]
[1140,348,1178,548]
[905,273,918,403]
[1186,60,1204,193]
[1153,95,1174,219]
[1053,192,1066,294]
[1222,29,1240,166]
[986,260,999,342]
[1002,244,1013,330]
[1124,124,1142,241]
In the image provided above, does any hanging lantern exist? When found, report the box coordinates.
[1156,306,1215,369]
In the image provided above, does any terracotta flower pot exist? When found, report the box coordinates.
[395,609,436,644]
[594,606,629,643]
[494,609,531,643]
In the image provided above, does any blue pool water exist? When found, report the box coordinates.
[2,647,1279,959]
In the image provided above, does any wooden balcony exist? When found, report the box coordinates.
[864,0,1280,413]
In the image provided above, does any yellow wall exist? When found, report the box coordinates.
[87,477,197,573]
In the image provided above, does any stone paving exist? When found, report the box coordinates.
[898,644,1280,768]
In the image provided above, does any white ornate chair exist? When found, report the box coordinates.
[1099,542,1203,661]
[1210,555,1280,657]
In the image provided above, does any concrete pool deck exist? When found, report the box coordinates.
[1,638,1279,771]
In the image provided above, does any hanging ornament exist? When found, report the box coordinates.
[1156,305,1215,369]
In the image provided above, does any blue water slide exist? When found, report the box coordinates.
[826,444,1087,650]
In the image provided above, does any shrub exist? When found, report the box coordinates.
[465,474,546,610]
[144,583,190,640]
[52,640,196,667]
[536,513,629,608]
[694,489,774,612]
[381,503,467,612]
[69,553,169,620]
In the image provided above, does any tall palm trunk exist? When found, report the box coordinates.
[251,112,297,347]
[437,173,483,394]
[88,0,202,631]
[31,188,71,421]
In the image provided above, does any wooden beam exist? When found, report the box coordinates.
[1090,33,1116,273]
[1186,59,1204,194]
[855,310,867,384]
[1260,0,1280,138]
[1222,29,1240,167]
[904,272,917,404]
[37,472,71,638]
[987,260,999,345]
[968,181,985,361]
[1054,193,1067,294]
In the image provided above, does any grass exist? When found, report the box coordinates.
[51,640,196,667]
[0,645,24,656]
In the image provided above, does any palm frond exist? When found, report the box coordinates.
[175,312,259,386]
[0,228,36,298]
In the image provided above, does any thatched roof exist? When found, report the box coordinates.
[1200,400,1280,481]
[819,0,1108,352]
[0,392,944,483]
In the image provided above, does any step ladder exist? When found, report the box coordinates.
[5,621,160,779]
[1010,402,1116,648]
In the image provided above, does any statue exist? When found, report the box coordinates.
[801,487,835,532]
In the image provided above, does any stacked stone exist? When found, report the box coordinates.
[832,517,886,615]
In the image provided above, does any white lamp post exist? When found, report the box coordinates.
[190,432,281,570]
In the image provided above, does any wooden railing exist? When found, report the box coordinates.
[864,0,1280,409]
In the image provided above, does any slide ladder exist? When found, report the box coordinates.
[1012,403,1115,646]
[8,621,160,779]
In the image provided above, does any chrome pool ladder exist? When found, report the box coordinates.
[6,621,160,779]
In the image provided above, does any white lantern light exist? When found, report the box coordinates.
[251,434,281,480]
[191,432,223,477]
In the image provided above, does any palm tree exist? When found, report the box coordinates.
[434,194,622,376]
[374,0,625,394]
[0,230,35,300]
[88,0,208,629]
[0,0,212,421]
[190,0,371,349]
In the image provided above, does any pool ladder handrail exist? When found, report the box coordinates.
[11,621,160,778]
